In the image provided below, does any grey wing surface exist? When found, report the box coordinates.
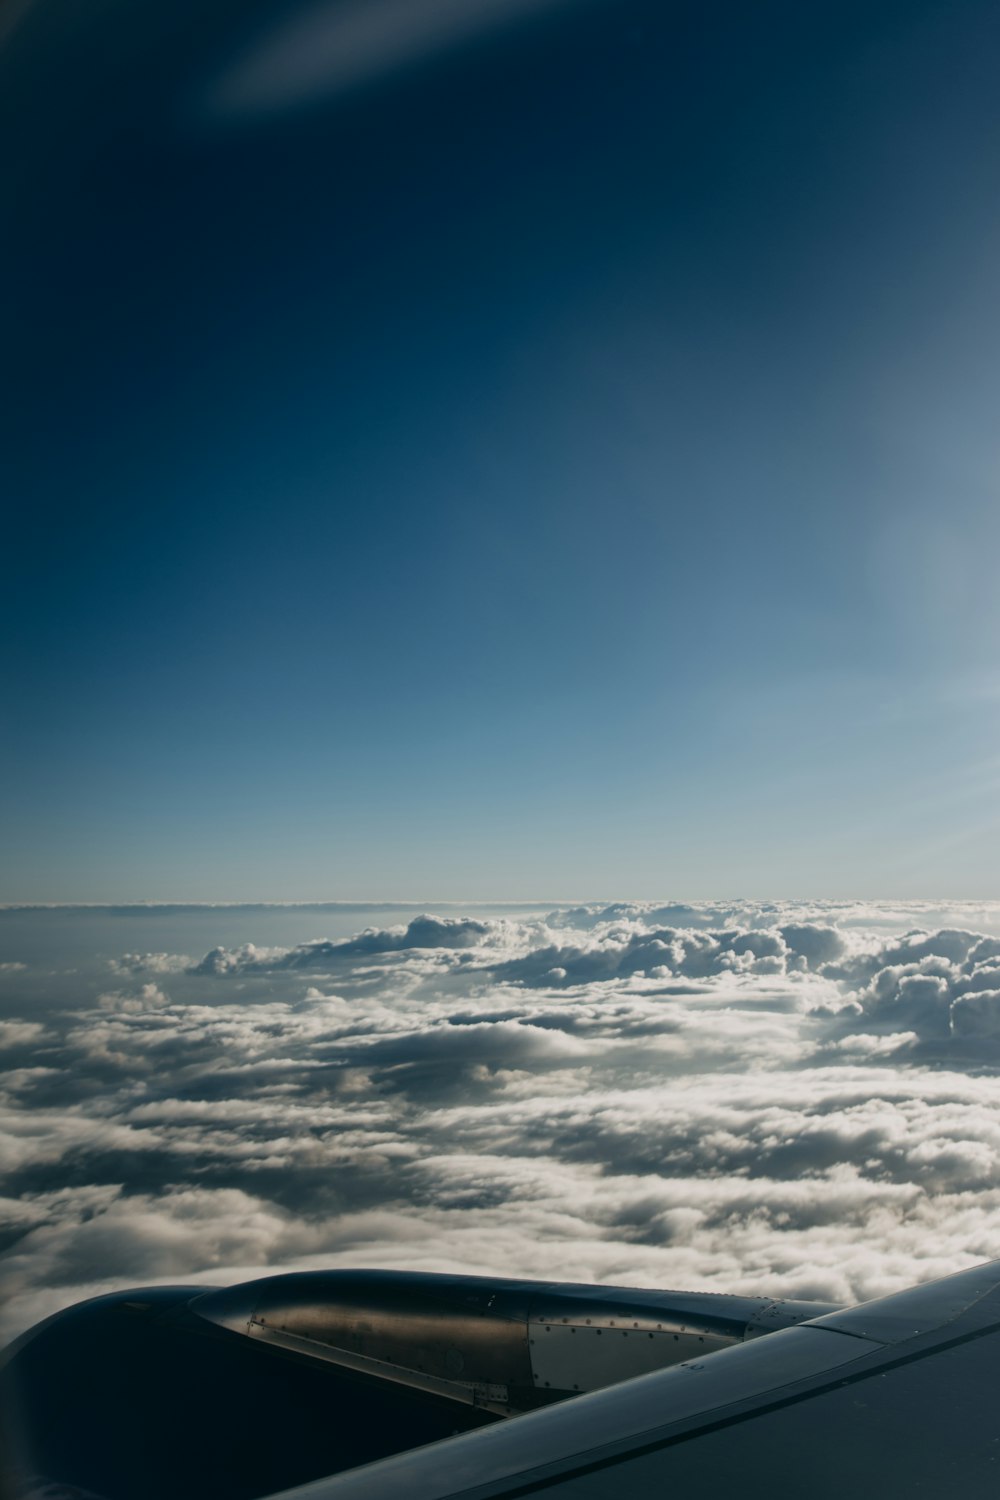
[271,1259,1000,1499]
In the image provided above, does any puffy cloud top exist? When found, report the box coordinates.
[191,915,501,974]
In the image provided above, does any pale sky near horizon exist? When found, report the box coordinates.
[5,0,1000,902]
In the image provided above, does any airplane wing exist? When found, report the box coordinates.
[4,1260,1000,1498]
[267,1258,1000,1499]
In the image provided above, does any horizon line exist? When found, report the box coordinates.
[3,895,999,912]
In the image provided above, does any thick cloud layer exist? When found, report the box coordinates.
[4,900,1000,1343]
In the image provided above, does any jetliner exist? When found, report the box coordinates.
[3,1257,1000,1496]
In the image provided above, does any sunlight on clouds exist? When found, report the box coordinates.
[5,899,1000,1342]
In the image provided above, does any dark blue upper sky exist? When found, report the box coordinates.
[5,0,1000,900]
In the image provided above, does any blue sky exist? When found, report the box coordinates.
[4,0,1000,901]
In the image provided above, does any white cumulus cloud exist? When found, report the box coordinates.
[5,899,1000,1344]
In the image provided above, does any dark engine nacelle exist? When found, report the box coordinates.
[192,1269,839,1413]
[1,1271,840,1500]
